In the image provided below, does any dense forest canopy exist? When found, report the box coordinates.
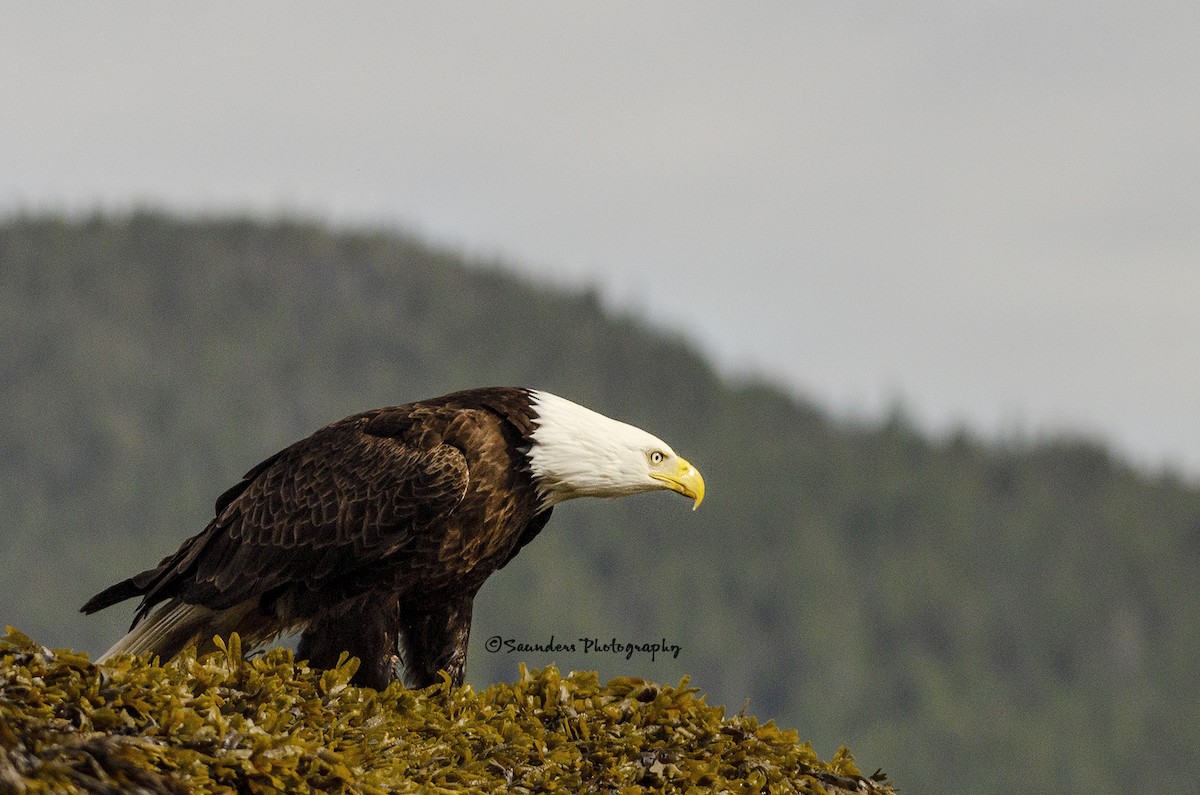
[2,212,1197,794]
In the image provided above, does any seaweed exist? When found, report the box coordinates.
[1,628,894,794]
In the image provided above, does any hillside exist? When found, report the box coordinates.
[2,212,1198,794]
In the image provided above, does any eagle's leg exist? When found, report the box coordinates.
[397,593,475,688]
[296,596,402,690]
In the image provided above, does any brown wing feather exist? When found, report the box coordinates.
[124,407,472,618]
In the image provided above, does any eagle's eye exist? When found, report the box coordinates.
[648,450,666,466]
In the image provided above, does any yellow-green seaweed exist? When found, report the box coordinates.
[1,628,894,794]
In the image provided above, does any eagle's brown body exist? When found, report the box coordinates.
[83,386,704,689]
[83,388,551,688]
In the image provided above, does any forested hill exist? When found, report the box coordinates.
[2,212,1198,795]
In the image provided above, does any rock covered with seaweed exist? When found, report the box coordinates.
[0,629,893,794]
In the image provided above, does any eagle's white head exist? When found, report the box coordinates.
[525,390,705,510]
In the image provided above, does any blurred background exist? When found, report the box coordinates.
[3,5,1198,794]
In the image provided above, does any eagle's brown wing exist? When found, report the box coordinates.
[82,406,471,624]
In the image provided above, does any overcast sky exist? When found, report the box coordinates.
[4,2,1199,476]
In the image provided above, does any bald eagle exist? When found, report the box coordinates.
[82,387,704,689]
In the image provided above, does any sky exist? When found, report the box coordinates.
[4,2,1199,476]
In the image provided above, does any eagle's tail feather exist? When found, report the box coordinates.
[94,598,255,664]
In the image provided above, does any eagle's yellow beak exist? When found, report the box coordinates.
[651,457,706,510]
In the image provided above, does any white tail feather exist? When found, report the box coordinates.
[95,599,255,664]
